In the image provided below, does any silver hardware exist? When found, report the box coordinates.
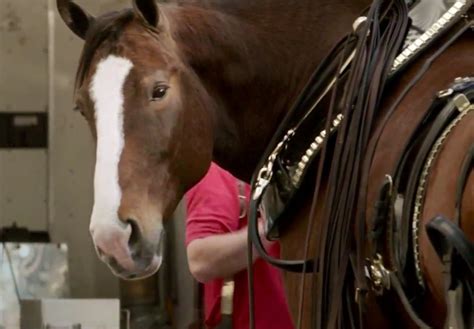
[221,280,235,315]
[291,114,344,186]
[438,88,454,98]
[385,174,393,189]
[453,93,472,112]
[391,0,471,74]
[253,130,295,200]
[355,287,362,304]
[121,309,131,329]
[368,254,391,295]
[253,175,270,201]
[353,16,367,31]
[446,285,464,329]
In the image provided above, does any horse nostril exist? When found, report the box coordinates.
[126,219,142,255]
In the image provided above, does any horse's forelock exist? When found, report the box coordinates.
[75,9,136,91]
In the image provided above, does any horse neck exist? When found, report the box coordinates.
[166,0,369,181]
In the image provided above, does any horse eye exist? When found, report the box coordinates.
[151,85,169,101]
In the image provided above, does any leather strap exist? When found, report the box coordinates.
[248,5,473,329]
[249,199,314,272]
[401,94,461,271]
[313,2,409,328]
[425,140,474,328]
[455,144,474,224]
[237,181,247,219]
[390,273,432,329]
[217,181,247,329]
[364,20,472,280]
[426,216,474,276]
[426,215,474,329]
[247,27,358,275]
[369,176,393,260]
[358,22,473,327]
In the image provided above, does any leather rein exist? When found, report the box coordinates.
[246,0,473,328]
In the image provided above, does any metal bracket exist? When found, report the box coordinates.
[252,130,294,200]
[453,93,472,112]
[446,284,464,329]
[368,254,391,295]
[221,281,235,316]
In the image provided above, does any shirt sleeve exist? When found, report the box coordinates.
[184,164,240,246]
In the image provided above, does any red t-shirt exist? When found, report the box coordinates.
[185,163,294,329]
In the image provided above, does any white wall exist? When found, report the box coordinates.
[0,0,49,231]
[1,1,195,324]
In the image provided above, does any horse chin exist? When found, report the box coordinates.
[110,254,162,281]
[133,255,162,280]
[109,234,165,281]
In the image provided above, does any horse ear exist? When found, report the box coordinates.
[133,0,160,27]
[57,0,94,40]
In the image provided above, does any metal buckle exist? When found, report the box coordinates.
[368,254,391,295]
[453,93,472,112]
[355,287,368,305]
[252,130,295,200]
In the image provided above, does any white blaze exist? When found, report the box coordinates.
[89,55,133,240]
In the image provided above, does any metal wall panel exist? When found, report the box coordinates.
[0,0,129,298]
[0,0,49,231]
[0,151,48,230]
[0,0,48,112]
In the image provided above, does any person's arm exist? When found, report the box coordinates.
[187,222,272,283]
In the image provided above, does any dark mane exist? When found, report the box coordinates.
[75,9,135,90]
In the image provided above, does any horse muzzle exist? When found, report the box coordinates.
[90,217,164,280]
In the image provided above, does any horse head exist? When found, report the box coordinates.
[57,0,214,279]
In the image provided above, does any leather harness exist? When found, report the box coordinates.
[246,0,473,328]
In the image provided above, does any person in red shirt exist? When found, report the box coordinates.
[185,162,294,329]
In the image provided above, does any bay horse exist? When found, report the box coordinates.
[56,0,473,328]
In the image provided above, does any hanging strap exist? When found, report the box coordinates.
[217,280,234,329]
[216,180,247,329]
[237,181,247,220]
